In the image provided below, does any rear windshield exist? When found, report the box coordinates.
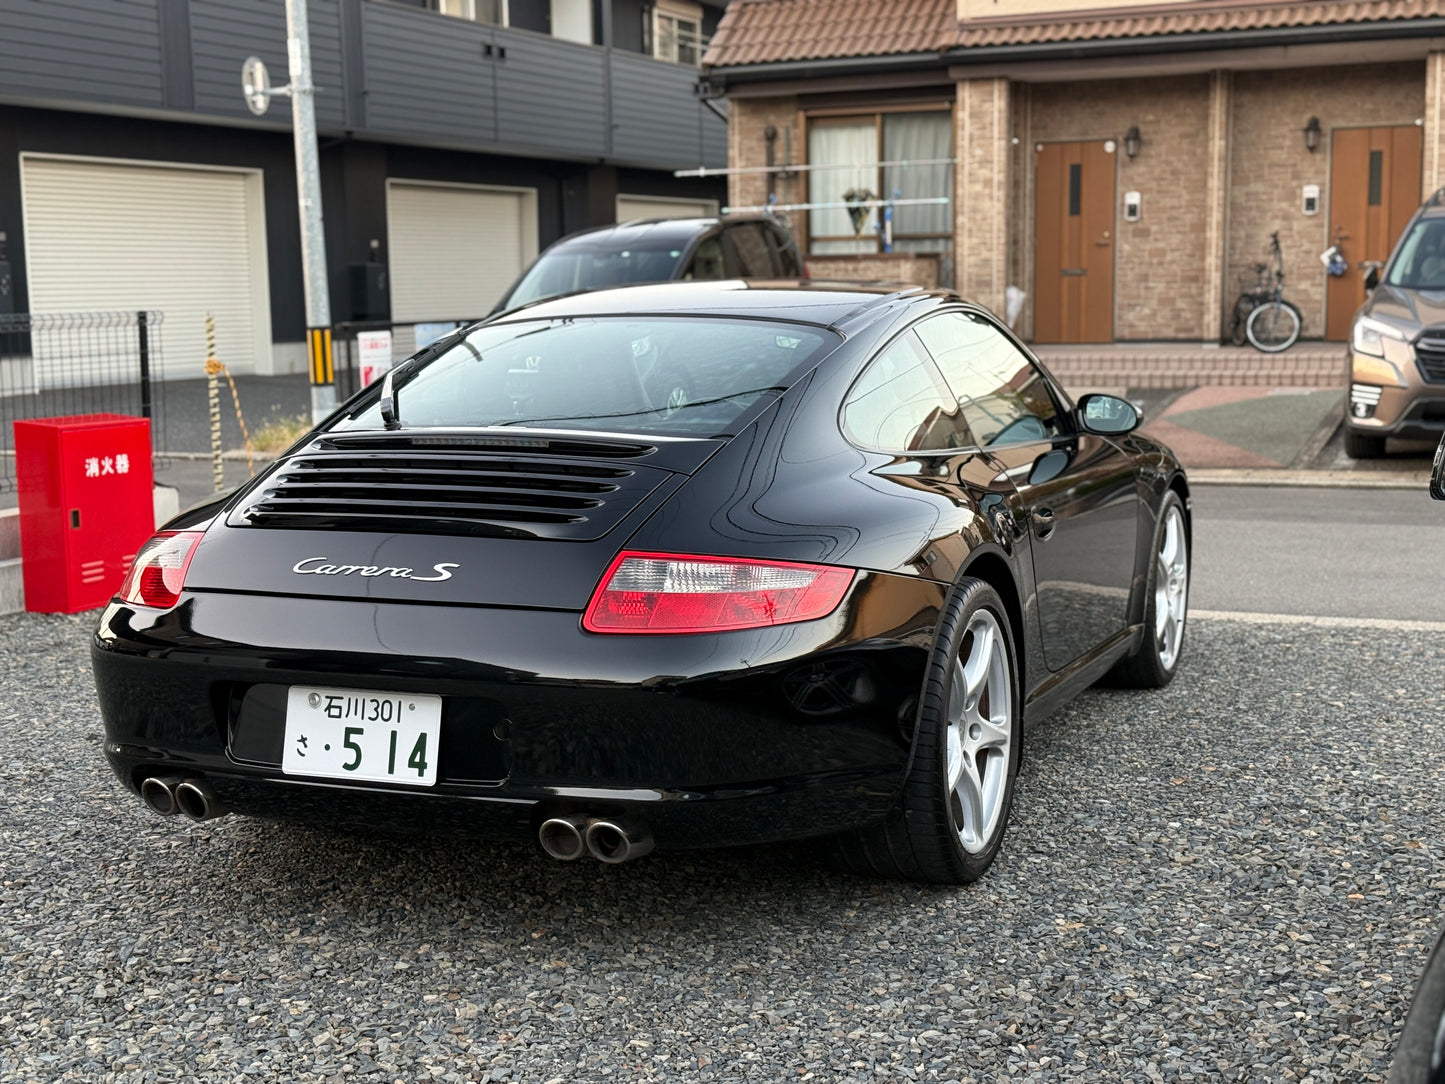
[1386,217,1445,289]
[334,316,839,438]
[502,244,689,309]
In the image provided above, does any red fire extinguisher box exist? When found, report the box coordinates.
[15,414,155,613]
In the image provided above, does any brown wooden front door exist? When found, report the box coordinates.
[1326,125,1423,341]
[1034,141,1115,344]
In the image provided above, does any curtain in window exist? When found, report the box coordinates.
[883,113,951,252]
[808,121,876,255]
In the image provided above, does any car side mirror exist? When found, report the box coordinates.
[1363,263,1382,292]
[1432,433,1445,500]
[1077,393,1141,435]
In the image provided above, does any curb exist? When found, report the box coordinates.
[1188,468,1430,489]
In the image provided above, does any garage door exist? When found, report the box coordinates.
[617,194,718,222]
[387,180,537,322]
[21,155,271,384]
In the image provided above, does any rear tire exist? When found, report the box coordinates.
[825,579,1020,885]
[1344,428,1386,459]
[1244,299,1302,352]
[1109,491,1189,689]
[1228,296,1255,346]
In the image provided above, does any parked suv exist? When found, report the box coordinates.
[493,215,802,314]
[1344,188,1445,458]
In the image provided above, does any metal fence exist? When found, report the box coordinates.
[0,311,168,492]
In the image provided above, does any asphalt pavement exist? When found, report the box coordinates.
[2,611,1441,1082]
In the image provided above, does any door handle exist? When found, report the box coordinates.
[1095,230,1112,246]
[1031,507,1056,540]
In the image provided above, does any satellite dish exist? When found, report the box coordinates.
[242,57,272,116]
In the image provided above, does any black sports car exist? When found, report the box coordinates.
[93,282,1190,884]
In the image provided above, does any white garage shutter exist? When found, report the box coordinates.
[617,194,719,222]
[21,156,270,383]
[387,181,537,322]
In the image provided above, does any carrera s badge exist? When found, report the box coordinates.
[291,557,459,582]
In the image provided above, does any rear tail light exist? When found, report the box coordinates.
[117,531,204,609]
[583,551,853,634]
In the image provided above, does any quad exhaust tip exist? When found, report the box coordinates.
[173,777,227,822]
[538,815,655,864]
[140,775,183,816]
[538,816,589,861]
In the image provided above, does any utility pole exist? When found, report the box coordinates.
[285,0,334,424]
[242,4,333,422]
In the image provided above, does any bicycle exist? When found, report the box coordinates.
[1233,231,1302,352]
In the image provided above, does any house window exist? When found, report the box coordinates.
[434,0,507,25]
[806,110,953,264]
[653,0,705,66]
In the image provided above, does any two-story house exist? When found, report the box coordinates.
[703,0,1445,348]
[0,0,728,377]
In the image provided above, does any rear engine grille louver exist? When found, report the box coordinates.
[231,442,664,540]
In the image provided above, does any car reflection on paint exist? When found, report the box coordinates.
[93,281,1190,884]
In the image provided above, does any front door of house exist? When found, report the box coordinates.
[1326,125,1422,341]
[1034,140,1115,344]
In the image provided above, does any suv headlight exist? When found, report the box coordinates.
[1351,315,1407,358]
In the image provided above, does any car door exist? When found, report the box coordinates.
[913,309,1140,672]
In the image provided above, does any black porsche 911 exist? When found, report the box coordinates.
[93,281,1190,884]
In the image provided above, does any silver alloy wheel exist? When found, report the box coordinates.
[1154,505,1188,670]
[945,609,1013,855]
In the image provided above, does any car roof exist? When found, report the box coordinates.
[486,279,945,331]
[542,216,778,251]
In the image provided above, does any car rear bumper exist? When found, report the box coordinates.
[92,574,942,849]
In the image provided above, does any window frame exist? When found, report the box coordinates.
[432,0,509,26]
[801,104,955,258]
[652,0,706,66]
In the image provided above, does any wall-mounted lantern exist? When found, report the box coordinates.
[1123,126,1141,160]
[1303,116,1322,153]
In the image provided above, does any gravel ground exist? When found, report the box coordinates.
[2,612,1442,1083]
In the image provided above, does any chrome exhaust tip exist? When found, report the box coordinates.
[538,816,588,861]
[584,817,655,864]
[140,775,183,816]
[174,778,227,822]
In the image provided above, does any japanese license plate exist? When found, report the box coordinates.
[282,686,441,787]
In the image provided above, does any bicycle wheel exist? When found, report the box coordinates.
[1245,299,1302,352]
[1228,296,1256,346]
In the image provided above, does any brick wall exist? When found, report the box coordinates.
[1228,63,1424,342]
[1028,74,1213,341]
[726,96,802,224]
[956,77,1011,318]
[805,252,941,288]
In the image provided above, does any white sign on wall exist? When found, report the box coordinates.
[356,330,393,388]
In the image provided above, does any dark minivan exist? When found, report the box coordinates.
[493,215,802,313]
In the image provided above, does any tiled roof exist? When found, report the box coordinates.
[702,0,958,68]
[703,0,1445,69]
[959,0,1445,48]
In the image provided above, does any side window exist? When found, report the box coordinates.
[914,311,1062,447]
[684,236,727,280]
[725,223,777,277]
[841,332,971,452]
